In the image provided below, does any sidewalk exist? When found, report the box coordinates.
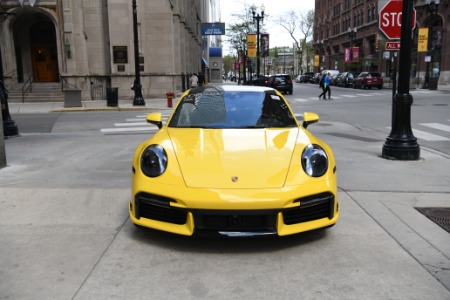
[7,98,170,114]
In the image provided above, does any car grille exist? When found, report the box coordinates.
[283,193,335,225]
[193,211,278,233]
[134,192,335,230]
[135,193,187,225]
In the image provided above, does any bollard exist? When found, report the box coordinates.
[166,92,174,108]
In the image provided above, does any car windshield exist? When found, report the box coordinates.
[168,87,297,129]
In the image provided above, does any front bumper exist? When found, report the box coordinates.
[129,189,339,237]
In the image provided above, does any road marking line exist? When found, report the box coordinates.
[355,94,374,97]
[114,122,150,127]
[101,127,157,133]
[419,123,450,133]
[387,127,449,141]
[126,118,146,122]
[412,129,449,141]
[340,95,358,98]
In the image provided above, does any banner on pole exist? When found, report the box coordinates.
[418,28,428,52]
[247,34,256,58]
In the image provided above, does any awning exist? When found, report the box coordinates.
[201,57,208,67]
[209,47,222,57]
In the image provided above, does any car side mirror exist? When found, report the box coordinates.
[302,112,319,129]
[146,112,163,129]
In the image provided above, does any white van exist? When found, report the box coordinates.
[321,70,340,77]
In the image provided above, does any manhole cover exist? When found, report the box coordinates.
[416,207,450,233]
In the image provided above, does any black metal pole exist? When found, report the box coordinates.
[242,40,247,85]
[131,0,145,106]
[382,0,420,160]
[0,12,19,137]
[252,9,264,81]
[256,20,260,78]
[238,50,241,85]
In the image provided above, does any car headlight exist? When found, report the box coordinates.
[140,145,167,177]
[301,144,328,177]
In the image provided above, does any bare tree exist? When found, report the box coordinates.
[276,9,315,73]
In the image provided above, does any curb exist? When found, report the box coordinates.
[51,106,165,112]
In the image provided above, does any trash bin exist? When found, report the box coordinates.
[64,89,82,108]
[428,77,438,90]
[106,87,118,107]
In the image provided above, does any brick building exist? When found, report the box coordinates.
[314,0,449,87]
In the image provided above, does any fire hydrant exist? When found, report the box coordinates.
[166,92,174,108]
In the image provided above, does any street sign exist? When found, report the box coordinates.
[201,23,225,35]
[379,0,416,40]
[385,42,400,50]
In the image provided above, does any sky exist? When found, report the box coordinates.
[219,0,315,55]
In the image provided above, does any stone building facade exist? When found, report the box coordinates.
[314,0,449,87]
[0,0,220,100]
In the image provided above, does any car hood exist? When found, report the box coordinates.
[167,128,300,189]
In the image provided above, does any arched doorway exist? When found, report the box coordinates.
[13,13,59,83]
[29,21,58,82]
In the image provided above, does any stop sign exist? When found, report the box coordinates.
[379,0,416,40]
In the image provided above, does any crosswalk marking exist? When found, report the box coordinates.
[101,127,157,134]
[412,129,449,141]
[420,123,450,133]
[114,122,149,127]
[101,111,172,134]
[126,118,146,122]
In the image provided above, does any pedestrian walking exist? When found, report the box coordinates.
[319,72,332,100]
[190,73,198,88]
[318,74,324,99]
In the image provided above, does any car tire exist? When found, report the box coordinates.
[378,85,382,89]
[353,84,356,89]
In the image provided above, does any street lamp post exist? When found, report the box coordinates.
[237,47,241,85]
[0,10,19,139]
[252,5,264,80]
[348,27,357,71]
[131,0,145,106]
[241,37,247,85]
[421,0,440,89]
[382,0,420,160]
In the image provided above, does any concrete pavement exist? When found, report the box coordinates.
[1,83,449,299]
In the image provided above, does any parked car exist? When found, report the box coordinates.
[353,72,384,89]
[253,74,270,86]
[129,85,339,236]
[337,72,358,87]
[311,73,321,84]
[330,73,341,86]
[300,72,315,83]
[268,74,293,94]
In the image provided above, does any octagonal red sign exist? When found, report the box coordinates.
[379,0,416,40]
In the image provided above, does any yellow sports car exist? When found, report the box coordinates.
[129,85,339,237]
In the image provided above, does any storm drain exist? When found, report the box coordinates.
[326,132,384,143]
[416,207,450,234]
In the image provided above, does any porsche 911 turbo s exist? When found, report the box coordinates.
[129,85,339,237]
